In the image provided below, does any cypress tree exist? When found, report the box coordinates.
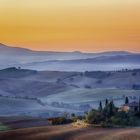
[125,96,129,104]
[109,100,114,116]
[139,97,140,113]
[98,101,103,112]
[105,98,108,107]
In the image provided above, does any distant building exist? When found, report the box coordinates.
[119,101,139,113]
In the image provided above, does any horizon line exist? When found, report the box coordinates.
[0,42,140,54]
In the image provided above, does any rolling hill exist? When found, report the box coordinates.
[22,54,140,71]
[0,44,140,117]
[0,43,140,71]
[0,67,139,117]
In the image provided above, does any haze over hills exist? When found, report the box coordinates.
[0,67,140,117]
[0,43,140,71]
[23,54,140,71]
[0,43,140,117]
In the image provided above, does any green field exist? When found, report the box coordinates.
[0,124,9,131]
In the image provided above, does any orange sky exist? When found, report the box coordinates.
[0,0,140,52]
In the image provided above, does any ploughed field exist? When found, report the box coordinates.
[0,124,140,140]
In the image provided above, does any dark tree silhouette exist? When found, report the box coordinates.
[98,101,103,112]
[125,96,129,104]
[139,98,140,113]
[105,98,108,107]
[108,100,114,116]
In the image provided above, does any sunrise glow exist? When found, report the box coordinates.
[0,0,140,52]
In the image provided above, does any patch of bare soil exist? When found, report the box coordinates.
[0,124,140,140]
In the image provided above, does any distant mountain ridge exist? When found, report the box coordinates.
[0,43,134,55]
[0,43,140,71]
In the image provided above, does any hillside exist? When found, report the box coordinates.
[0,68,140,97]
[0,68,140,117]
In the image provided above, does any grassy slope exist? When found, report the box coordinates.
[44,88,140,104]
[0,68,140,116]
[0,124,140,140]
[0,125,9,131]
[0,97,45,116]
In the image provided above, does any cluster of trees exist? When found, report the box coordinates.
[85,99,116,124]
[132,84,140,90]
[48,97,140,127]
[48,117,72,125]
[85,98,139,127]
[47,113,82,125]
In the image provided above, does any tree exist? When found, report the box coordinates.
[85,109,104,124]
[105,99,108,107]
[98,101,103,112]
[71,113,75,118]
[125,96,129,104]
[108,100,114,117]
[103,99,110,118]
[139,98,140,113]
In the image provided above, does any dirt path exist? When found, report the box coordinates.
[0,125,140,140]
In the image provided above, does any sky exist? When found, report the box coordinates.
[0,0,140,52]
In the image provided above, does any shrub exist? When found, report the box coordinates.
[110,112,137,126]
[84,85,91,89]
[96,80,102,84]
[132,84,140,90]
[48,117,72,125]
[132,72,137,76]
[85,109,105,124]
